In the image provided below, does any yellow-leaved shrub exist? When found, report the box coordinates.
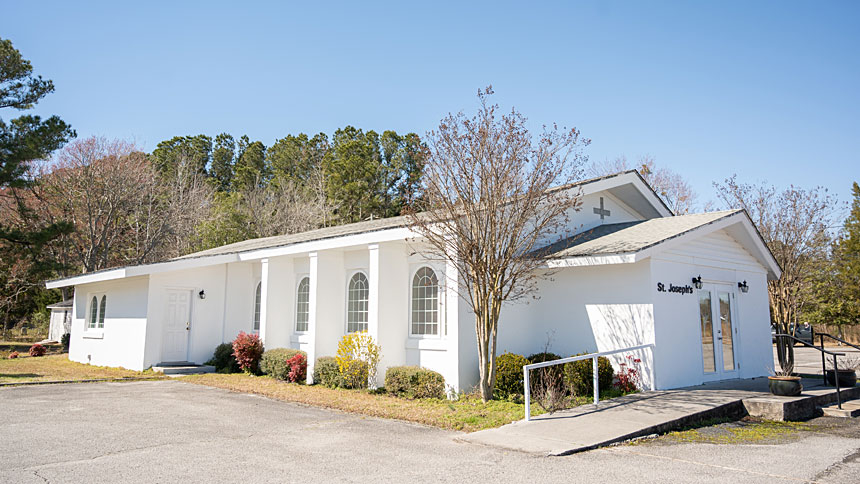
[335,331,382,389]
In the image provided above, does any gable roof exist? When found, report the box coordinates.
[177,215,411,260]
[176,169,670,261]
[46,170,673,288]
[535,211,739,258]
[536,209,781,279]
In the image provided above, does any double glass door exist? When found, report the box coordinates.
[697,284,739,380]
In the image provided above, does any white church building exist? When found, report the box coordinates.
[46,171,780,391]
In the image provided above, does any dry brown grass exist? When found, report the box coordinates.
[182,373,540,432]
[0,354,158,384]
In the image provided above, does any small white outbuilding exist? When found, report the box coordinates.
[46,171,780,391]
[46,299,72,342]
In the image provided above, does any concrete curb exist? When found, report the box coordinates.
[0,376,164,387]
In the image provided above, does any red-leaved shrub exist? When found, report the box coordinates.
[614,354,642,393]
[232,332,264,373]
[28,344,46,357]
[8,351,19,359]
[287,353,307,383]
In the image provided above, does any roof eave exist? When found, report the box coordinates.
[543,211,781,280]
[45,253,242,289]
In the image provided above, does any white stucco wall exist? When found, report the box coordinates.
[454,227,773,392]
[69,276,149,371]
[650,229,773,388]
[478,260,656,390]
[145,264,231,368]
[224,262,257,341]
[262,256,295,350]
[376,243,410,386]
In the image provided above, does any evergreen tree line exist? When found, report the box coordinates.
[148,127,427,250]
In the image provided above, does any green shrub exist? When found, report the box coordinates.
[494,352,530,398]
[206,343,240,373]
[260,348,305,380]
[526,352,564,393]
[563,354,614,396]
[385,366,446,399]
[60,333,71,352]
[313,356,344,388]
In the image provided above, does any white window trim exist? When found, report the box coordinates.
[252,280,262,333]
[294,275,310,334]
[85,293,107,333]
[408,265,445,339]
[344,269,369,334]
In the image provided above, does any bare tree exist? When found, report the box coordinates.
[155,152,214,258]
[714,176,838,370]
[407,87,588,401]
[243,175,330,238]
[34,137,167,272]
[589,155,698,214]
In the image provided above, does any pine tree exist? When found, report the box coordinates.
[835,182,860,324]
[210,133,235,191]
[0,37,75,332]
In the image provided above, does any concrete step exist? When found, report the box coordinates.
[152,364,215,376]
[821,400,860,418]
[743,383,860,421]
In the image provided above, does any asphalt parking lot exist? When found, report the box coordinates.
[782,345,860,376]
[1,380,859,483]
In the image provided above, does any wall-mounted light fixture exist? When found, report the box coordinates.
[692,275,703,290]
[738,281,749,293]
[198,289,206,300]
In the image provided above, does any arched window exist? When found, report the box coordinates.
[411,267,439,336]
[98,295,107,329]
[295,277,310,332]
[253,282,262,331]
[89,296,98,329]
[347,272,369,333]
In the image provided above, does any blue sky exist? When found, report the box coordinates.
[3,0,858,208]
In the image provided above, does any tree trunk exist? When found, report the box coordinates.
[775,335,795,374]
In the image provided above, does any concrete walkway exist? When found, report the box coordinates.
[460,377,846,455]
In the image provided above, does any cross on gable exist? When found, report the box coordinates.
[593,196,611,220]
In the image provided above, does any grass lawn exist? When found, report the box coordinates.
[183,372,544,432]
[0,354,159,385]
[182,373,635,432]
[0,341,64,355]
[638,416,816,445]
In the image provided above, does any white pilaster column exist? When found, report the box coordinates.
[445,253,460,393]
[306,252,319,384]
[259,258,270,346]
[368,244,381,387]
[368,244,380,342]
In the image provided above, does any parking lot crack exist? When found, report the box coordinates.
[32,469,50,483]
[810,447,860,482]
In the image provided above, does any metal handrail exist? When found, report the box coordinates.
[774,333,845,409]
[816,332,860,352]
[523,343,656,421]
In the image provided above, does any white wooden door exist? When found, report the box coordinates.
[162,290,191,363]
[698,283,740,381]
